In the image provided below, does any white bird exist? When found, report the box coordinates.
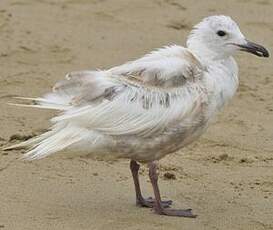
[5,15,269,217]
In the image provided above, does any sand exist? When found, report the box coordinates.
[0,0,273,229]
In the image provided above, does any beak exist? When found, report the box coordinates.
[237,40,269,58]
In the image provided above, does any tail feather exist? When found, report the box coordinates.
[4,70,113,159]
[4,124,88,160]
[25,125,88,160]
[3,134,48,151]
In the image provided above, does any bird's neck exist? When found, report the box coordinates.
[205,57,239,112]
[187,39,231,64]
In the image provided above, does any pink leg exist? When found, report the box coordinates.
[148,161,197,218]
[130,160,172,208]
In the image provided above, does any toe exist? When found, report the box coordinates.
[155,208,197,218]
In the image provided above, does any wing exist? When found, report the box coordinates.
[5,45,209,159]
[15,45,207,138]
[48,45,208,137]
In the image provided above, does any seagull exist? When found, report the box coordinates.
[5,15,269,218]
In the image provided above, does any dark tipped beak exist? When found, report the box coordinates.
[237,40,269,57]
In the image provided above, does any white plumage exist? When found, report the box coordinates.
[5,15,268,163]
[5,15,269,218]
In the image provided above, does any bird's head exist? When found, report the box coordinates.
[187,15,269,60]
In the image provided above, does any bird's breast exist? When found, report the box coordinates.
[205,58,239,112]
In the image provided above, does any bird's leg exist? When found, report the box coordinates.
[130,160,172,208]
[148,161,197,218]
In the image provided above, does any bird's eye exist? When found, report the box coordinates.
[217,30,226,37]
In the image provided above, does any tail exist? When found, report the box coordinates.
[4,123,89,160]
[4,70,113,159]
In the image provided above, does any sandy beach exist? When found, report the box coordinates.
[0,0,273,229]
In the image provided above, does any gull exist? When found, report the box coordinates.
[5,15,269,217]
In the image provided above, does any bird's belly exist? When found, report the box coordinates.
[112,116,210,162]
